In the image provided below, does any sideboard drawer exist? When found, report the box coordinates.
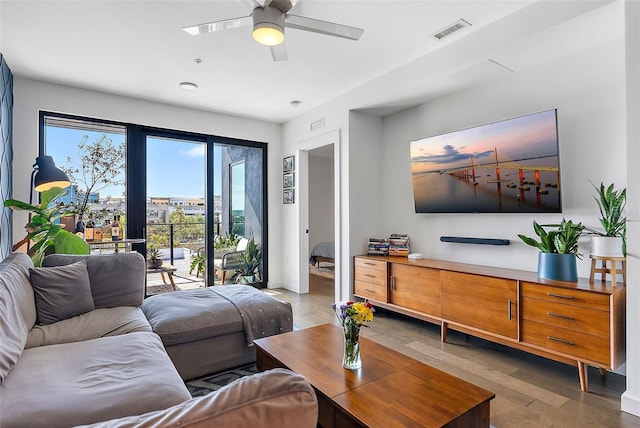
[354,267,387,287]
[522,320,610,365]
[355,257,387,271]
[354,280,387,301]
[521,283,609,311]
[521,297,610,337]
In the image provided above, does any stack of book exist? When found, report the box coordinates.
[388,234,410,257]
[367,238,389,256]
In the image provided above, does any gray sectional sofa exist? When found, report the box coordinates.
[0,252,317,427]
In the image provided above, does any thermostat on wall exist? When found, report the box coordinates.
[408,253,424,260]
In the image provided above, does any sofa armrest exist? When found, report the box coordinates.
[42,253,145,309]
[80,368,318,428]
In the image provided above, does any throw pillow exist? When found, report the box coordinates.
[29,260,95,325]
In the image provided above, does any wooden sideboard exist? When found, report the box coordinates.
[354,255,626,392]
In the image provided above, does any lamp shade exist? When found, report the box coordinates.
[252,6,285,46]
[33,155,71,192]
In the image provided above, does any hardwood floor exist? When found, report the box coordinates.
[262,274,640,428]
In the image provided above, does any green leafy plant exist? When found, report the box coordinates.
[190,251,205,276]
[518,218,585,258]
[236,234,262,281]
[588,181,626,238]
[4,187,90,266]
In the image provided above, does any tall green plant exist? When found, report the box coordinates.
[518,219,585,258]
[4,187,90,266]
[590,181,626,237]
[238,234,262,278]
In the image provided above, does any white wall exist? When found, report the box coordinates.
[348,111,384,262]
[308,154,334,251]
[380,35,626,278]
[622,0,640,418]
[11,78,285,285]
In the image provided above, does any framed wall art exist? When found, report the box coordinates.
[283,155,295,172]
[283,188,295,204]
[283,172,295,188]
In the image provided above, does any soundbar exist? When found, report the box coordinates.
[440,236,510,246]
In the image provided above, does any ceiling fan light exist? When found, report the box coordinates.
[253,23,284,46]
[252,6,285,46]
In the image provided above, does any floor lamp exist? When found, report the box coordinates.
[29,155,71,204]
[14,156,72,252]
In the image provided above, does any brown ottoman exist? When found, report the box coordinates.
[142,286,293,380]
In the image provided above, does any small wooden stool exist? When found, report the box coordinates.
[589,255,626,286]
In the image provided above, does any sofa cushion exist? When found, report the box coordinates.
[0,331,191,428]
[30,260,95,325]
[141,288,244,346]
[42,252,145,309]
[0,253,36,384]
[25,306,152,349]
[79,368,319,428]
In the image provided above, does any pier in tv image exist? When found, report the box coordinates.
[410,109,562,214]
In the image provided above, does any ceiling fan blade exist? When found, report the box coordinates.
[182,15,252,36]
[236,0,264,10]
[270,43,289,61]
[285,14,364,40]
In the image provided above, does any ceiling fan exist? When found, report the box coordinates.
[182,0,364,61]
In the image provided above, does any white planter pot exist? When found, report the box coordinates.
[590,236,624,257]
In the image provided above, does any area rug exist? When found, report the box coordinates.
[146,283,181,295]
[309,263,335,279]
[186,363,259,397]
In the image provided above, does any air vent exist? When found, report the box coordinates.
[432,19,472,40]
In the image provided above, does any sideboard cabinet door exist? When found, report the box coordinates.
[390,263,441,317]
[441,271,518,339]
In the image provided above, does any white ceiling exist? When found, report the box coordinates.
[0,0,618,124]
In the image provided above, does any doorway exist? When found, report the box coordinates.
[297,129,342,303]
[307,145,335,297]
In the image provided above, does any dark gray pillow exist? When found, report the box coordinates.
[29,260,95,325]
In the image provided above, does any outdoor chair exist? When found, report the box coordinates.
[213,238,248,284]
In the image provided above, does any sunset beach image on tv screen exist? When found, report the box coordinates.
[410,109,561,214]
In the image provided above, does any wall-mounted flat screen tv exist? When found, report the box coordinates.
[410,109,561,214]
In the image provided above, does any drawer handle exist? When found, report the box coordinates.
[508,299,512,320]
[547,312,575,320]
[364,262,376,266]
[364,288,376,294]
[548,336,574,346]
[390,276,395,291]
[546,292,574,300]
[364,274,376,278]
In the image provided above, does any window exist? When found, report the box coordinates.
[41,112,268,293]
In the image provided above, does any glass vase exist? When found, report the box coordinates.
[342,323,362,370]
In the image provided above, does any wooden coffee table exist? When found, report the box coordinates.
[254,324,494,428]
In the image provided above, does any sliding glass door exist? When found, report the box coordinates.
[145,135,206,294]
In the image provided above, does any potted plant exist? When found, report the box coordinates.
[236,235,262,285]
[146,246,163,269]
[4,187,90,267]
[518,218,585,281]
[586,181,626,257]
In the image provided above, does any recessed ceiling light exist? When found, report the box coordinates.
[179,82,198,91]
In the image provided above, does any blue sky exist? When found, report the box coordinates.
[45,127,234,200]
